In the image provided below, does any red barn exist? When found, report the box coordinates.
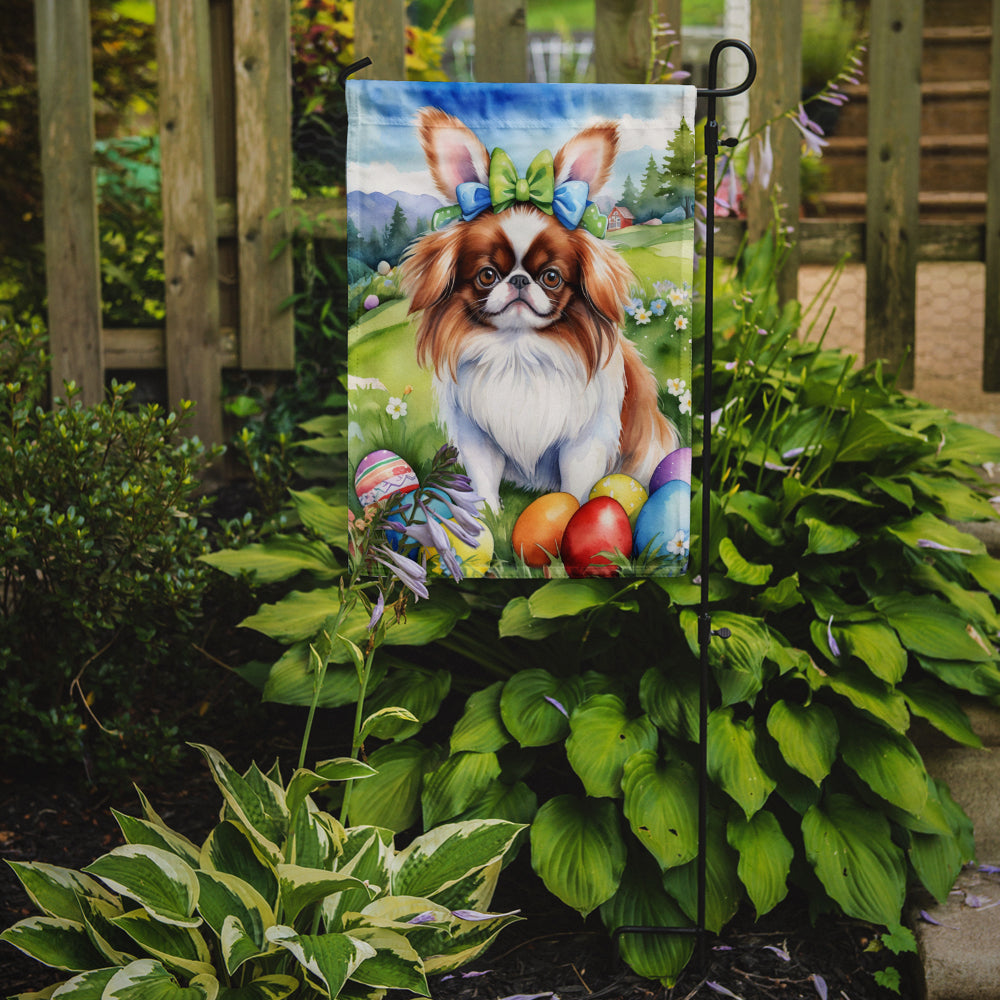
[607,205,634,230]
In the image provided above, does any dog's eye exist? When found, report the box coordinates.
[476,267,499,288]
[539,268,563,290]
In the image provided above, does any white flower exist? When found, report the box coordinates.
[679,390,692,414]
[386,397,407,420]
[666,377,687,397]
[633,305,653,325]
[674,315,689,331]
[669,530,689,556]
[668,287,689,306]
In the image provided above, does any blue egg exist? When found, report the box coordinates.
[633,480,691,560]
[385,494,452,551]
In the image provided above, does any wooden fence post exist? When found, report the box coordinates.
[157,0,223,445]
[865,0,923,389]
[746,0,801,305]
[34,0,104,405]
[233,0,294,369]
[474,0,527,82]
[355,0,406,79]
[595,0,676,84]
[983,0,1000,390]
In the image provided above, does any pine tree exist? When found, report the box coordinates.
[635,154,663,222]
[620,174,640,216]
[383,201,412,266]
[657,117,696,219]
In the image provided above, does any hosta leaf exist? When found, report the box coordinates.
[833,621,907,684]
[765,700,838,786]
[46,967,117,998]
[5,862,117,922]
[680,610,770,706]
[288,488,350,547]
[802,793,906,926]
[497,596,564,639]
[453,779,538,827]
[285,760,376,822]
[112,812,201,868]
[265,926,375,997]
[499,670,585,747]
[600,853,694,987]
[360,706,421,742]
[707,708,776,818]
[809,661,910,732]
[621,751,699,870]
[421,751,502,828]
[83,846,200,928]
[0,916,107,971]
[216,975,299,1000]
[566,695,658,798]
[838,718,929,817]
[111,908,213,978]
[423,907,522,974]
[906,472,998,521]
[276,865,374,925]
[916,655,1000,697]
[639,664,699,742]
[909,828,965,905]
[901,680,982,748]
[727,811,793,917]
[76,895,136,966]
[200,536,340,584]
[200,822,278,910]
[322,829,394,931]
[966,553,1000,597]
[347,740,442,832]
[885,512,985,556]
[802,517,859,556]
[834,410,927,463]
[191,746,287,862]
[660,810,741,933]
[724,490,784,545]
[346,926,428,994]
[195,871,273,973]
[874,594,995,662]
[362,667,451,740]
[755,573,805,614]
[259,644,377,709]
[103,959,218,1000]
[450,682,511,754]
[530,795,626,917]
[526,578,621,618]
[393,820,524,900]
[718,537,772,585]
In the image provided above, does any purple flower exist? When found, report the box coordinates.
[812,974,828,1000]
[367,590,385,631]
[372,544,429,600]
[747,125,773,190]
[544,695,569,718]
[407,911,438,925]
[451,908,520,921]
[791,104,828,157]
[917,538,973,554]
[706,983,742,999]
[826,615,841,658]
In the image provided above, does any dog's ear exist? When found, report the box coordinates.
[401,228,459,312]
[416,107,490,201]
[554,122,619,195]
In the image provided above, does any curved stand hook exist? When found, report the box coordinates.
[698,38,757,100]
[338,56,373,90]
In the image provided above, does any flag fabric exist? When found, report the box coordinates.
[346,79,696,580]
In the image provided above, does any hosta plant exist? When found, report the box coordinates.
[1,744,523,999]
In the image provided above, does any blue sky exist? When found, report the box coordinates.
[347,79,696,208]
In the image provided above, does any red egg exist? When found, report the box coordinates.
[560,496,633,578]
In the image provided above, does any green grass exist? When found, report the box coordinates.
[525,0,725,32]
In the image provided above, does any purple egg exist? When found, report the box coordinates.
[649,447,692,493]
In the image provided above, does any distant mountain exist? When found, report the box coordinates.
[347,189,445,234]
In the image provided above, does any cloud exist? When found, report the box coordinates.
[353,159,430,196]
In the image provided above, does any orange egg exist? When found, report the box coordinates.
[511,492,580,567]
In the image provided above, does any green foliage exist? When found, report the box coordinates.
[1,744,524,998]
[0,317,221,783]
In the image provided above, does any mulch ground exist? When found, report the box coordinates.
[1,741,913,1000]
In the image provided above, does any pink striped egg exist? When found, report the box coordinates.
[355,449,419,508]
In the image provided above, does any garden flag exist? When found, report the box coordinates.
[346,80,696,580]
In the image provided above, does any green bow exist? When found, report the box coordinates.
[489,147,555,216]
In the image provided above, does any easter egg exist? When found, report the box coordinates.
[424,519,495,579]
[384,494,450,550]
[355,449,418,508]
[511,492,580,567]
[560,496,633,578]
[649,447,692,494]
[633,479,691,562]
[589,474,648,527]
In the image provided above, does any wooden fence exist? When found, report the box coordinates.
[33,0,1000,445]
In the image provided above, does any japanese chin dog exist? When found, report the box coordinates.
[401,106,680,511]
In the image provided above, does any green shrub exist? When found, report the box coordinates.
[1,743,524,998]
[0,317,221,783]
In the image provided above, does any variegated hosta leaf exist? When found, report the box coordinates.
[421,751,502,829]
[765,700,838,786]
[802,793,906,926]
[565,695,658,799]
[323,829,393,931]
[707,707,776,819]
[45,966,118,997]
[344,926,429,995]
[110,908,214,978]
[265,926,376,998]
[838,718,929,817]
[0,916,107,971]
[621,751,699,871]
[391,820,524,901]
[102,958,218,999]
[190,745,287,863]
[4,862,118,922]
[83,846,200,928]
[285,761,375,824]
[112,810,202,868]
[422,907,522,975]
[214,974,299,1000]
[450,681,511,754]
[77,894,136,966]
[499,669,585,747]
[599,853,694,987]
[277,864,375,925]
[288,802,343,870]
[529,795,626,917]
[195,871,274,974]
[661,811,742,934]
[727,810,793,918]
[424,859,501,916]
[200,822,278,910]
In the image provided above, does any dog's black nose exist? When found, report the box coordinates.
[509,274,530,289]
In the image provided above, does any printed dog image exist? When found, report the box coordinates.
[401,107,680,511]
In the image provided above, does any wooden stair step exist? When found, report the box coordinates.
[814,190,987,221]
